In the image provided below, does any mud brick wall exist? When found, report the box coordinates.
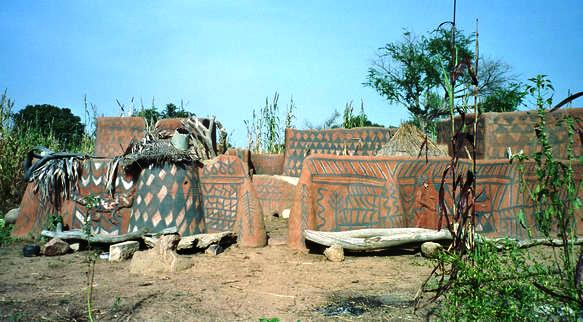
[13,156,267,247]
[287,155,583,249]
[252,175,296,217]
[437,108,583,159]
[282,127,392,177]
[127,162,205,237]
[200,155,266,247]
[95,117,146,157]
[251,153,285,175]
[226,148,252,176]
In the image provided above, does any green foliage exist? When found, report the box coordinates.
[13,104,85,148]
[0,218,13,247]
[245,92,296,153]
[162,102,191,119]
[365,29,524,130]
[434,241,573,320]
[337,100,383,129]
[130,98,191,123]
[435,75,582,320]
[0,90,62,213]
[480,82,526,113]
[511,75,581,298]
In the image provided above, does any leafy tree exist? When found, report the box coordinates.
[338,100,383,129]
[133,107,161,123]
[161,103,191,119]
[12,104,84,147]
[365,29,525,130]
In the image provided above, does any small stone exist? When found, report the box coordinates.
[70,243,81,252]
[4,208,19,225]
[205,244,224,256]
[281,209,290,219]
[109,241,140,262]
[42,238,70,256]
[421,242,443,258]
[324,244,344,262]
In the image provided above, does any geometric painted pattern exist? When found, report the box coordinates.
[71,158,135,236]
[288,155,583,249]
[282,127,393,177]
[128,162,205,237]
[437,108,582,160]
[200,156,246,233]
[95,117,145,157]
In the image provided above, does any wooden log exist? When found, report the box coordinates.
[305,228,583,251]
[304,228,453,251]
[41,228,148,244]
[490,237,583,249]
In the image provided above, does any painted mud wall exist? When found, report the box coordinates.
[282,127,393,177]
[287,155,583,249]
[13,158,266,246]
[95,117,146,157]
[437,108,583,159]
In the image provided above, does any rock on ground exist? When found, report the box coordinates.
[130,234,192,275]
[109,241,140,262]
[421,242,443,258]
[205,244,224,256]
[42,238,70,256]
[4,208,19,225]
[69,243,81,252]
[324,244,344,262]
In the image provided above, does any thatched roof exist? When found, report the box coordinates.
[376,123,448,157]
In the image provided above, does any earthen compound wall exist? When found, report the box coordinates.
[282,127,393,177]
[287,155,583,249]
[95,117,146,157]
[13,155,266,247]
[437,108,583,160]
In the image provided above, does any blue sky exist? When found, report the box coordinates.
[1,1,581,146]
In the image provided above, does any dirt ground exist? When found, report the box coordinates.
[0,216,436,321]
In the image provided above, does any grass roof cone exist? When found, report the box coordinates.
[376,123,448,157]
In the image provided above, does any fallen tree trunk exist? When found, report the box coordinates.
[41,226,178,244]
[490,237,583,249]
[41,228,148,244]
[304,228,453,251]
[305,228,583,251]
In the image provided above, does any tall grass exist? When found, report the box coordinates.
[245,92,296,153]
[0,90,96,216]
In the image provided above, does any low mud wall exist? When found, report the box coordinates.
[282,127,393,177]
[95,117,146,157]
[287,155,583,249]
[251,153,285,175]
[252,175,296,218]
[13,155,266,247]
[437,108,583,159]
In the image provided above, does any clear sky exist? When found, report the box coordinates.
[1,1,581,146]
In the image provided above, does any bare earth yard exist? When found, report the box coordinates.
[0,217,435,321]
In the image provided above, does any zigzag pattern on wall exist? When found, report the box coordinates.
[282,127,392,177]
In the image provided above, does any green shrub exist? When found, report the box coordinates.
[435,242,573,320]
[0,218,13,246]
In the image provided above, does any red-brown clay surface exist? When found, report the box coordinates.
[0,219,434,321]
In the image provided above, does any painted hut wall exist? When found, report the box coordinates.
[12,156,266,247]
[436,108,583,160]
[287,155,583,249]
[95,117,145,157]
[250,153,285,175]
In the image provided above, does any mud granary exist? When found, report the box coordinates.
[13,108,583,250]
